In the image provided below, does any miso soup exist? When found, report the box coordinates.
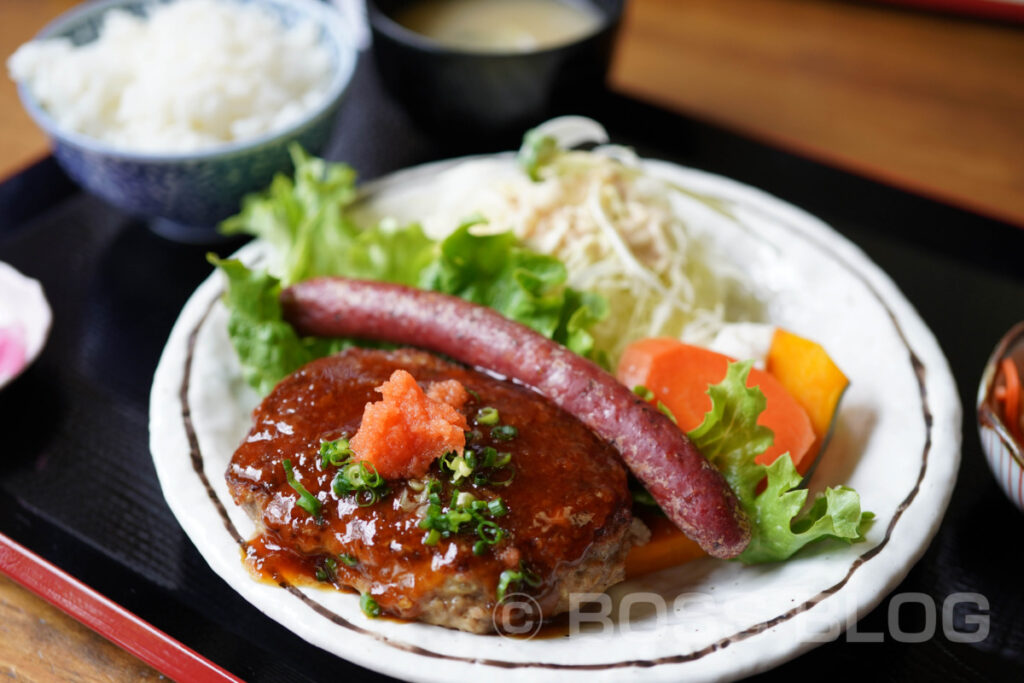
[394,0,603,52]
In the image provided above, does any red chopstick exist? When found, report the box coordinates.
[0,532,244,683]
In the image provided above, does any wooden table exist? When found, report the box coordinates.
[608,0,1024,227]
[2,0,1022,679]
[4,0,1024,225]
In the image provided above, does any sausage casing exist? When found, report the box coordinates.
[280,277,751,558]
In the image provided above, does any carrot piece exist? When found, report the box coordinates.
[766,328,850,463]
[999,357,1022,444]
[619,335,847,577]
[625,515,706,578]
[617,338,816,473]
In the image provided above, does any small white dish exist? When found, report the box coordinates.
[0,261,52,389]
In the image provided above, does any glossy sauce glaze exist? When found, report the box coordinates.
[226,348,632,630]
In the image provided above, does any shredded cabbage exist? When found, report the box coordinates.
[477,136,761,363]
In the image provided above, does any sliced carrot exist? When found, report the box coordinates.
[617,338,816,473]
[625,514,706,578]
[999,357,1022,444]
[619,334,850,577]
[766,328,850,461]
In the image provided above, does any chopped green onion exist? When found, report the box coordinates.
[332,460,390,505]
[446,507,474,528]
[360,593,381,618]
[497,562,542,602]
[315,556,337,582]
[491,424,518,441]
[355,489,380,507]
[453,455,473,480]
[477,520,504,544]
[320,437,353,468]
[633,385,655,401]
[339,553,358,567]
[497,569,520,602]
[476,407,500,425]
[478,447,498,467]
[416,485,511,555]
[440,451,475,484]
[419,502,445,532]
[282,459,322,522]
[440,445,515,486]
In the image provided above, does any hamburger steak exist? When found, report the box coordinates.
[226,348,638,633]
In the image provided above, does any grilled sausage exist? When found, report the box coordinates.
[281,278,751,558]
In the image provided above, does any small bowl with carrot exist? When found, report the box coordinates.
[977,321,1024,512]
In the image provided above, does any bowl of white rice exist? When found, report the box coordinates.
[9,0,358,237]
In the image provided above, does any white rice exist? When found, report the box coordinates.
[8,0,335,153]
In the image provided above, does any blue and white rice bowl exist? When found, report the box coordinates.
[15,0,358,230]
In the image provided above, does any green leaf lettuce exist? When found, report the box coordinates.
[419,215,607,358]
[687,360,872,564]
[207,256,345,396]
[213,147,608,394]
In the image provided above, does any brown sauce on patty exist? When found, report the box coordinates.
[227,348,632,629]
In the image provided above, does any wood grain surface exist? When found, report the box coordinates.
[1,0,1022,679]
[3,0,1024,224]
[0,575,161,681]
[608,0,1024,226]
[1,1,77,178]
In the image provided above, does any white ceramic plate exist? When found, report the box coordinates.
[0,261,52,390]
[149,154,961,682]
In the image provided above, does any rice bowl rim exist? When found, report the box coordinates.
[15,0,358,163]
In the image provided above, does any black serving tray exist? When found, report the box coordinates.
[2,55,1023,682]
